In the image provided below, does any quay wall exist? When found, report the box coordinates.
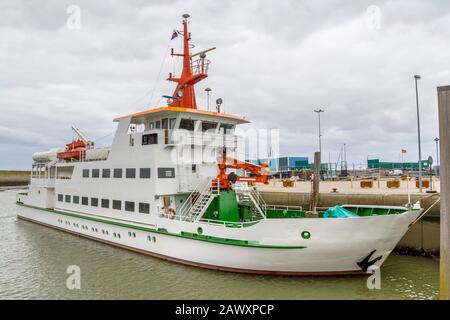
[0,171,30,187]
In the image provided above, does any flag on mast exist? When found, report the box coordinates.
[171,30,178,40]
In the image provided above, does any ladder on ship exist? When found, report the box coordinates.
[234,183,267,219]
[178,179,219,222]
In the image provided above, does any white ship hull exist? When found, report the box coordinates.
[17,203,421,275]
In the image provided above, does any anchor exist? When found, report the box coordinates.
[357,250,383,272]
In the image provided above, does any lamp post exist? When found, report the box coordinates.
[414,75,423,192]
[205,88,212,111]
[435,137,440,177]
[314,109,324,154]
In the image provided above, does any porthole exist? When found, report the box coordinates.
[128,231,132,237]
[118,234,121,239]
[152,236,156,243]
[301,231,311,240]
[147,235,152,242]
[197,227,203,235]
[113,232,116,237]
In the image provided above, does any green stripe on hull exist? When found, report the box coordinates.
[16,202,306,250]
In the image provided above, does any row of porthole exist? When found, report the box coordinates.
[57,218,157,243]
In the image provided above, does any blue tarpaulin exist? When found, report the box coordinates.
[323,206,359,218]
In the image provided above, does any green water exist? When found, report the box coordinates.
[0,189,439,300]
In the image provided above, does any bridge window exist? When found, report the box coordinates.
[162,118,168,129]
[125,201,135,212]
[73,196,79,204]
[82,169,89,178]
[202,121,217,132]
[140,168,151,179]
[65,195,71,203]
[92,169,100,178]
[114,168,122,178]
[139,203,150,214]
[155,120,161,129]
[158,168,175,178]
[91,198,99,207]
[112,200,121,210]
[101,199,109,208]
[142,133,158,145]
[219,124,235,134]
[179,119,195,131]
[82,197,88,205]
[102,169,110,178]
[170,118,176,129]
[126,168,136,178]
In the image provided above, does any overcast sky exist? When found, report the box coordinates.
[1,0,449,169]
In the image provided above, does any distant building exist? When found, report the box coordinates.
[246,156,310,172]
[367,158,431,170]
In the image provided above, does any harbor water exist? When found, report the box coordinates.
[0,189,439,300]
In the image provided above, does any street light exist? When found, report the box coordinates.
[314,109,324,154]
[435,137,440,177]
[414,74,423,192]
[205,88,212,111]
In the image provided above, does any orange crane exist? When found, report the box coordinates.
[213,156,270,190]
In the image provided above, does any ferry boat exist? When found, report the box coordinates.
[16,15,423,275]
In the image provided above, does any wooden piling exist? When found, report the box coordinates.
[311,152,321,213]
[438,85,450,300]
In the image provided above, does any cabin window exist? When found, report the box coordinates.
[65,195,71,203]
[112,200,121,210]
[91,198,99,207]
[179,119,195,131]
[92,169,100,178]
[73,196,80,204]
[158,168,175,178]
[139,168,151,179]
[155,120,161,129]
[125,201,135,212]
[58,194,63,202]
[148,122,155,130]
[169,118,176,129]
[139,203,150,214]
[142,133,158,145]
[102,169,110,178]
[82,169,89,178]
[202,121,217,132]
[82,197,88,205]
[101,199,109,208]
[219,124,235,134]
[126,168,136,178]
[114,168,122,178]
[162,118,168,129]
[192,164,197,173]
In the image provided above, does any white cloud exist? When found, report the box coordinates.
[0,0,449,169]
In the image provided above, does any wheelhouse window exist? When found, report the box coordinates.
[82,169,89,178]
[219,124,235,134]
[113,168,122,178]
[155,120,161,129]
[101,199,109,208]
[82,197,88,205]
[179,119,195,131]
[169,118,176,129]
[125,201,135,212]
[73,196,80,204]
[142,133,158,145]
[158,168,175,178]
[140,168,151,179]
[202,121,217,132]
[91,198,99,207]
[92,169,100,178]
[139,203,150,214]
[162,118,168,129]
[102,169,110,178]
[112,200,121,210]
[126,168,136,178]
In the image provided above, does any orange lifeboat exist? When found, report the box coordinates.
[57,139,86,161]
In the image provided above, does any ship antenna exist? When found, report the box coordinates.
[166,14,214,110]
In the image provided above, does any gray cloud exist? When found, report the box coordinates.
[0,0,449,169]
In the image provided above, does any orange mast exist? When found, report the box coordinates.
[167,14,211,109]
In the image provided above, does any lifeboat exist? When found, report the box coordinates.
[57,139,86,161]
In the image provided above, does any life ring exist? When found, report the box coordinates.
[167,208,176,219]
